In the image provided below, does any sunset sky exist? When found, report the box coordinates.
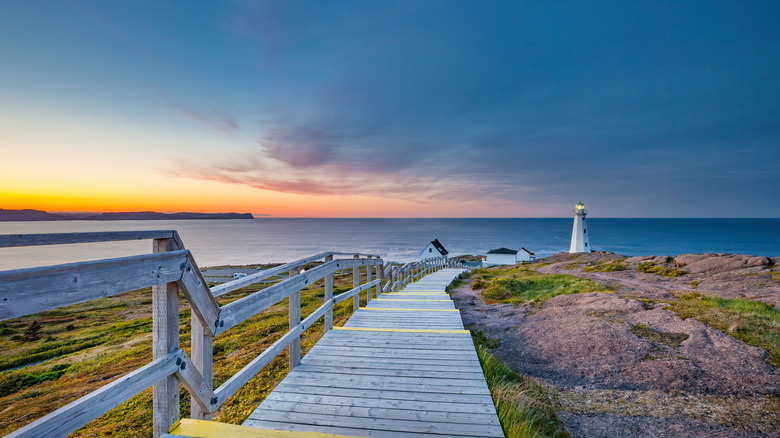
[1,1,778,218]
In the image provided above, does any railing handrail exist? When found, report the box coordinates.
[0,231,462,438]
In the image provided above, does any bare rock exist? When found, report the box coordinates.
[675,254,770,275]
[558,412,773,438]
[501,293,778,395]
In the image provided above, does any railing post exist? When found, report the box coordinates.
[366,258,373,304]
[152,238,180,438]
[288,268,301,369]
[353,254,360,313]
[377,262,383,298]
[190,315,213,420]
[324,254,334,332]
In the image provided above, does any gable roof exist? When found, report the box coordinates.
[487,247,518,255]
[521,247,534,255]
[431,239,449,255]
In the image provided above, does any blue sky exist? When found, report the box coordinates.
[1,1,778,217]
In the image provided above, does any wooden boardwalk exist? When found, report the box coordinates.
[241,268,503,438]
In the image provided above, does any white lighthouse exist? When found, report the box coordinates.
[569,201,590,253]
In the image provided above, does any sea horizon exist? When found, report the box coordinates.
[1,218,777,271]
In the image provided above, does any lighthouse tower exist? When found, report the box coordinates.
[569,201,590,253]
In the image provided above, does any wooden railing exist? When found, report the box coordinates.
[0,231,393,438]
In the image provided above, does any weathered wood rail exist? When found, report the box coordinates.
[0,231,467,438]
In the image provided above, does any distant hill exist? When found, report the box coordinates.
[0,209,254,221]
[0,209,71,221]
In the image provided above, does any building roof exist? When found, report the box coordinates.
[521,247,534,255]
[431,239,449,255]
[487,247,518,255]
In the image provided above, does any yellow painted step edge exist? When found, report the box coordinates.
[334,327,469,334]
[169,419,363,438]
[360,307,459,312]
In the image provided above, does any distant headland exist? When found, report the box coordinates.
[0,209,254,221]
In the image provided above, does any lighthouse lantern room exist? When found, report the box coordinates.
[569,201,590,253]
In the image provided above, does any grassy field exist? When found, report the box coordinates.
[0,265,364,436]
[470,265,612,305]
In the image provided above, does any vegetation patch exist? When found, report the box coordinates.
[667,293,780,367]
[479,267,612,305]
[691,280,702,289]
[584,261,628,272]
[472,334,568,438]
[630,324,689,348]
[637,262,688,277]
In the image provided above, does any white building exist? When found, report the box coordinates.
[419,239,449,261]
[517,247,536,262]
[486,248,518,266]
[569,201,590,253]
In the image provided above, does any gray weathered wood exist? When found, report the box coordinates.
[175,351,216,414]
[177,256,220,336]
[5,351,180,438]
[152,238,180,438]
[323,254,333,332]
[352,254,360,312]
[288,268,301,369]
[189,315,213,420]
[0,250,187,321]
[0,230,176,248]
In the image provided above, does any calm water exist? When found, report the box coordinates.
[0,218,777,270]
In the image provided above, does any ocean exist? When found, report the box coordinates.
[0,218,777,271]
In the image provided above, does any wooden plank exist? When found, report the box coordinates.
[0,250,187,321]
[213,325,304,408]
[352,255,359,312]
[0,230,176,248]
[289,268,301,369]
[252,400,500,426]
[324,255,333,332]
[280,371,488,389]
[169,418,367,438]
[6,351,180,438]
[272,383,494,405]
[177,259,220,336]
[243,419,495,438]
[299,358,483,374]
[189,315,213,420]
[263,392,497,415]
[293,364,485,381]
[332,280,379,305]
[333,327,467,334]
[245,408,504,437]
[175,351,217,414]
[153,238,180,438]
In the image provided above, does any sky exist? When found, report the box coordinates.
[1,1,778,218]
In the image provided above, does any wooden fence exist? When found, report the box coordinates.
[0,231,464,438]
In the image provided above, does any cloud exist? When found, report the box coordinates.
[166,99,239,137]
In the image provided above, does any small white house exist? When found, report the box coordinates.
[486,248,518,266]
[419,239,449,261]
[517,247,536,262]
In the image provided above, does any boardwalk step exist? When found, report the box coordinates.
[164,418,363,438]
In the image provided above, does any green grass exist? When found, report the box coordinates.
[472,333,568,438]
[667,293,780,367]
[583,261,628,272]
[479,267,611,305]
[637,262,688,277]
